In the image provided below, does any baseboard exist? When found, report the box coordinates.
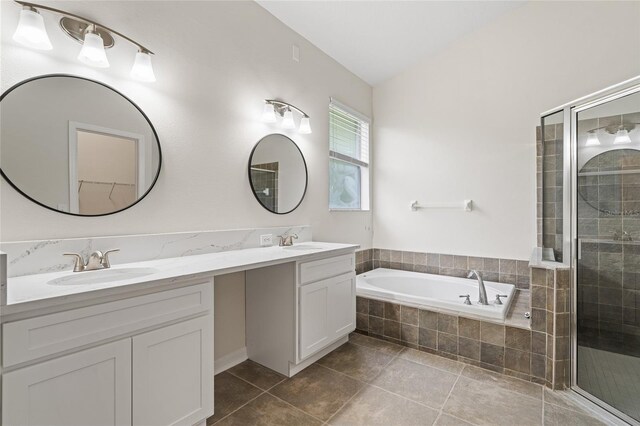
[214,347,248,374]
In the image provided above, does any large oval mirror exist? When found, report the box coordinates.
[0,74,161,216]
[249,134,307,214]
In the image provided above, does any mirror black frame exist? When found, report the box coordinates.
[248,133,308,215]
[0,74,162,217]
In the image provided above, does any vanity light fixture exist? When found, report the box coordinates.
[614,127,632,145]
[585,130,600,146]
[281,108,296,129]
[13,5,52,50]
[585,118,601,146]
[11,1,156,82]
[262,100,312,134]
[130,49,156,82]
[261,102,277,123]
[299,116,312,134]
[77,25,109,68]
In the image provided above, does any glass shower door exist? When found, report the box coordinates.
[574,89,640,423]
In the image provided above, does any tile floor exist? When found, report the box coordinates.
[208,333,613,426]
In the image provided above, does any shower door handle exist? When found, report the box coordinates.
[576,238,582,260]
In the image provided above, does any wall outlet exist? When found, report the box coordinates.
[260,234,273,246]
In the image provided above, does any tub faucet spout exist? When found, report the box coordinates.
[467,270,489,305]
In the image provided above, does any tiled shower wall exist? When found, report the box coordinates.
[577,149,640,341]
[536,121,564,262]
[355,249,530,290]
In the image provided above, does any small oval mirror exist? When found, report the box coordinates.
[248,134,308,214]
[0,74,161,216]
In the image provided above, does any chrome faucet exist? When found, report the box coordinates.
[63,249,120,272]
[277,233,298,246]
[467,270,489,305]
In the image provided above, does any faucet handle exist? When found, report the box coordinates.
[495,294,508,305]
[101,249,120,268]
[63,253,85,272]
[459,294,472,305]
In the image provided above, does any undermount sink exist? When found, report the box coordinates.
[47,267,159,286]
[282,245,323,251]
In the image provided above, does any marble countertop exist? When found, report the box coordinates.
[2,242,358,316]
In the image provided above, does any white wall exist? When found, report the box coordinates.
[0,1,373,248]
[214,272,246,362]
[372,1,640,260]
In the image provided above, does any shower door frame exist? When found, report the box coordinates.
[568,79,640,426]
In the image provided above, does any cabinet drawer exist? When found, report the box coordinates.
[3,281,213,367]
[299,253,355,285]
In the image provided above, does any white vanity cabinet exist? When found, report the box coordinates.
[246,252,356,377]
[299,272,356,359]
[2,279,214,426]
[3,339,133,426]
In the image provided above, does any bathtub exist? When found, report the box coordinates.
[356,268,516,321]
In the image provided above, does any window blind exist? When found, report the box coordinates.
[329,100,370,167]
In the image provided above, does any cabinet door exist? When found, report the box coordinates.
[3,339,132,426]
[328,274,356,339]
[299,279,330,360]
[299,272,355,360]
[133,315,213,426]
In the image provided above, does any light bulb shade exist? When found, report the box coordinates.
[13,8,52,50]
[78,32,109,68]
[585,132,600,146]
[299,116,312,134]
[281,109,295,129]
[130,50,156,82]
[262,103,277,123]
[614,128,631,144]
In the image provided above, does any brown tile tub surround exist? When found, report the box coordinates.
[356,248,572,389]
[356,297,546,385]
[355,248,530,290]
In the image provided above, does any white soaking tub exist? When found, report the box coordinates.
[356,268,515,320]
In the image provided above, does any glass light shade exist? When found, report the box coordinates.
[13,8,52,50]
[130,50,156,82]
[281,109,295,129]
[585,132,600,146]
[299,116,312,134]
[261,103,277,123]
[614,128,631,144]
[78,32,109,68]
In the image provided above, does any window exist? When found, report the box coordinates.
[329,99,370,210]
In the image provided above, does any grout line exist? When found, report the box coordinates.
[458,364,544,403]
[435,368,464,424]
[395,347,466,376]
[324,344,403,424]
[542,385,546,426]
[263,377,287,392]
[211,390,266,425]
[266,391,328,425]
[323,381,367,425]
[224,370,272,393]
[318,351,448,414]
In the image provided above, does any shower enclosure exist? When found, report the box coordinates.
[540,78,640,424]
